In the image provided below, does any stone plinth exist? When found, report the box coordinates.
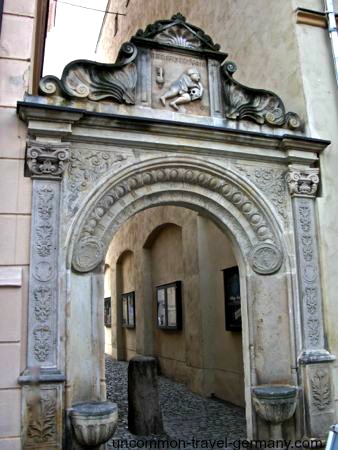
[128,356,163,435]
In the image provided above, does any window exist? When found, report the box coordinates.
[121,291,135,328]
[104,297,111,328]
[156,281,182,330]
[223,267,241,331]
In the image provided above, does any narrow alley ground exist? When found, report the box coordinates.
[106,356,246,449]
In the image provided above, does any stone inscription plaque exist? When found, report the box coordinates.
[151,50,210,116]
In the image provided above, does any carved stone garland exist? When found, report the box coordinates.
[72,164,283,275]
[287,167,335,438]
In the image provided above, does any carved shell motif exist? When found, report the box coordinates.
[154,25,202,48]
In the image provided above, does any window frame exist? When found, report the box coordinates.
[156,281,182,330]
[121,291,136,329]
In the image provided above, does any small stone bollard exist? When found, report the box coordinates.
[128,356,163,435]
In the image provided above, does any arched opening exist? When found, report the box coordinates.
[66,157,295,440]
[103,205,247,440]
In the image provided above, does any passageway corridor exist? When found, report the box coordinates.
[106,356,246,449]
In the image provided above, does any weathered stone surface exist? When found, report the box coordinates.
[70,401,118,448]
[128,356,163,435]
[252,385,298,440]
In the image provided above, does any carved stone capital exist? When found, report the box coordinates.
[26,141,70,179]
[286,168,319,198]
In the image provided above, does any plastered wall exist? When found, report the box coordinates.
[198,216,244,407]
[106,206,245,406]
[120,251,137,360]
[0,1,35,448]
[150,224,186,382]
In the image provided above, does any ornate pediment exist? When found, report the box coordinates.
[37,13,303,131]
[133,13,221,52]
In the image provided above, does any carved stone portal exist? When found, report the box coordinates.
[19,12,334,449]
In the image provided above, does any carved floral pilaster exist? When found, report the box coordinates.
[22,140,69,450]
[287,167,335,438]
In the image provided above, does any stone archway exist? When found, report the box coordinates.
[18,12,335,448]
[65,156,293,440]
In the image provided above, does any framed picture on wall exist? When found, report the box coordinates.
[223,267,241,331]
[104,297,112,328]
[121,291,135,328]
[156,281,182,330]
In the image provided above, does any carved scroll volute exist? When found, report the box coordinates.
[26,140,70,180]
[286,168,319,198]
[221,61,303,130]
[39,42,138,104]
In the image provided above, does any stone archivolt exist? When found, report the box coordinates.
[71,160,283,275]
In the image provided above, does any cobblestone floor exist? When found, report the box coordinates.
[106,356,246,449]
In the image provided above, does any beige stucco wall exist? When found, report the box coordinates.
[198,216,244,406]
[0,1,35,448]
[120,251,137,360]
[150,224,186,382]
[106,206,244,405]
[98,0,306,121]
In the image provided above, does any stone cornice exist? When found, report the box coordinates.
[18,101,330,165]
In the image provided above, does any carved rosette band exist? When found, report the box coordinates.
[27,141,70,179]
[72,165,283,275]
[286,168,319,198]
